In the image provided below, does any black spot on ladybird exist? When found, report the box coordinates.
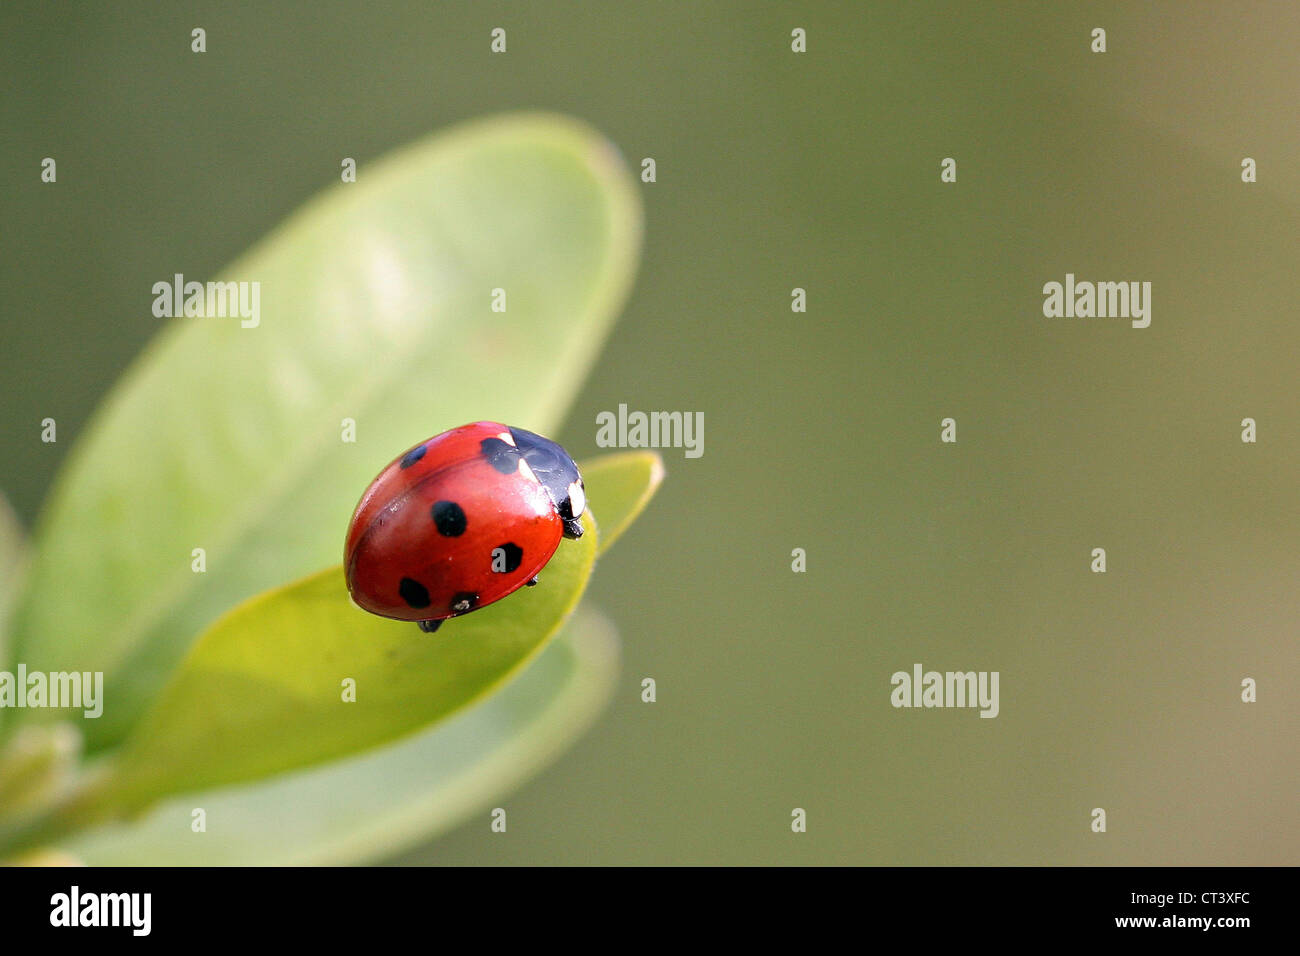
[493,542,523,573]
[399,577,431,609]
[480,437,522,475]
[431,500,467,537]
[449,591,479,615]
[399,444,427,469]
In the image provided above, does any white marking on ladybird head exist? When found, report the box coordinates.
[517,457,540,484]
[497,430,516,446]
[568,480,585,517]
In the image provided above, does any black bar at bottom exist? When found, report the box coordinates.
[0,865,1282,941]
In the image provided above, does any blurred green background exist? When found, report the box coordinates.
[2,1,1296,864]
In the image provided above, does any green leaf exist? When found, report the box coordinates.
[6,449,660,861]
[6,112,642,751]
[582,451,665,557]
[96,518,597,812]
[93,443,666,817]
[59,607,619,865]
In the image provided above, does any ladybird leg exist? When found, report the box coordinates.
[526,576,539,587]
[562,517,584,540]
[417,619,443,634]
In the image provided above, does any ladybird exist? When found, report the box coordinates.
[344,422,586,633]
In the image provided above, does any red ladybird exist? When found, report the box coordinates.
[344,422,586,633]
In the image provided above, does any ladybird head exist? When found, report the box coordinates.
[498,426,584,531]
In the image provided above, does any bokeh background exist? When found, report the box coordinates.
[2,1,1296,864]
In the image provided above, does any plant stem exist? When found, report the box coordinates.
[0,763,125,859]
